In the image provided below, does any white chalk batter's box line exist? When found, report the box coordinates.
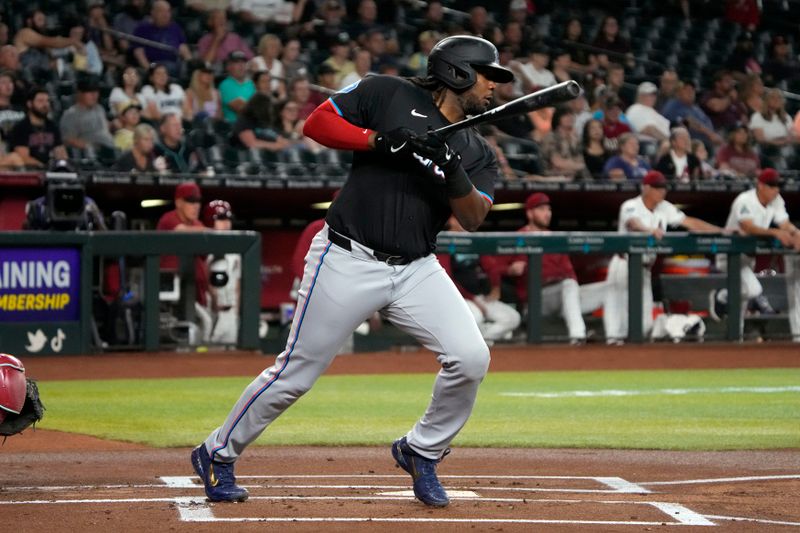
[3,475,800,527]
[160,474,650,493]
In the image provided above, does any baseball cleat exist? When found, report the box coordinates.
[391,437,450,507]
[191,445,249,502]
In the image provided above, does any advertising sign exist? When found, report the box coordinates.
[0,248,80,322]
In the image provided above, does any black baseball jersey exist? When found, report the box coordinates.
[325,75,499,259]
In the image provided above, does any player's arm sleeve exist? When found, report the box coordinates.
[773,197,790,225]
[303,76,399,151]
[666,201,687,226]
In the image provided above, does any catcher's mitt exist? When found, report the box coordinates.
[0,379,45,437]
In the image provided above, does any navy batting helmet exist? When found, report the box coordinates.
[202,199,233,228]
[427,35,514,91]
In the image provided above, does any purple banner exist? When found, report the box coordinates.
[0,248,80,322]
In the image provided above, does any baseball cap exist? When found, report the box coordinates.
[119,99,142,114]
[525,192,550,210]
[643,170,667,188]
[175,182,202,202]
[758,168,782,187]
[637,81,658,95]
[76,76,100,93]
[227,50,248,63]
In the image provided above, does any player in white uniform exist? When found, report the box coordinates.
[709,169,800,339]
[604,170,720,343]
[203,200,241,344]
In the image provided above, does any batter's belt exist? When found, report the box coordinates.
[327,227,413,266]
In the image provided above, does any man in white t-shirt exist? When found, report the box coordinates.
[709,168,800,340]
[604,170,721,343]
[513,43,556,93]
[626,81,670,142]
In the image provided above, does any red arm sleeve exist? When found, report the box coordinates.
[302,99,375,151]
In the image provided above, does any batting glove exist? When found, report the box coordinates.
[374,127,416,156]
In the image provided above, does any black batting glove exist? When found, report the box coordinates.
[374,127,416,156]
[406,130,462,175]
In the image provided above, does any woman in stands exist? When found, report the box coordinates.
[274,98,322,153]
[249,34,286,100]
[185,63,222,122]
[603,132,650,181]
[748,88,797,167]
[581,119,609,179]
[715,123,760,179]
[139,63,189,121]
[112,123,157,172]
[109,66,143,121]
[230,93,291,152]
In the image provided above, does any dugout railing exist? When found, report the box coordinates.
[436,231,797,343]
[0,231,261,355]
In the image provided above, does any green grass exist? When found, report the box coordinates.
[37,368,800,450]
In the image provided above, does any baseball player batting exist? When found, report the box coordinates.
[191,35,519,507]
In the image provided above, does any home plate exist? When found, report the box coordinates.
[377,490,480,498]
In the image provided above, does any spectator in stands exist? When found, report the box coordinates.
[108,66,143,120]
[699,70,749,132]
[232,0,305,26]
[550,48,574,84]
[186,62,222,121]
[220,51,255,123]
[13,8,83,76]
[762,34,800,88]
[113,122,157,172]
[280,38,309,82]
[603,132,650,181]
[416,1,452,38]
[188,0,234,12]
[347,0,386,43]
[568,91,592,135]
[87,2,124,70]
[407,30,439,78]
[321,32,355,89]
[305,0,349,51]
[599,94,631,149]
[715,122,760,178]
[197,9,254,69]
[289,76,319,121]
[726,32,761,76]
[0,71,25,151]
[156,181,209,310]
[0,45,21,79]
[275,98,321,153]
[512,42,556,94]
[113,0,148,53]
[501,22,526,59]
[749,88,797,166]
[539,107,587,180]
[139,63,188,122]
[505,0,537,47]
[253,70,274,98]
[340,48,372,88]
[581,119,609,180]
[231,93,291,152]
[60,76,115,151]
[249,34,286,99]
[62,16,103,76]
[661,80,722,149]
[113,100,142,151]
[691,139,717,179]
[132,0,192,77]
[315,63,339,94]
[0,23,8,47]
[604,63,629,105]
[504,193,590,344]
[656,68,679,112]
[442,215,521,344]
[492,81,535,142]
[155,113,201,173]
[561,17,592,72]
[738,73,765,117]
[655,126,701,182]
[626,81,670,143]
[591,15,632,69]
[8,88,67,167]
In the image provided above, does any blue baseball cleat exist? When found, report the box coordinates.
[191,445,249,502]
[391,437,450,507]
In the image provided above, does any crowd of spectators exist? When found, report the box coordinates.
[0,0,797,182]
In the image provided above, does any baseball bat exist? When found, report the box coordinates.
[432,80,582,137]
